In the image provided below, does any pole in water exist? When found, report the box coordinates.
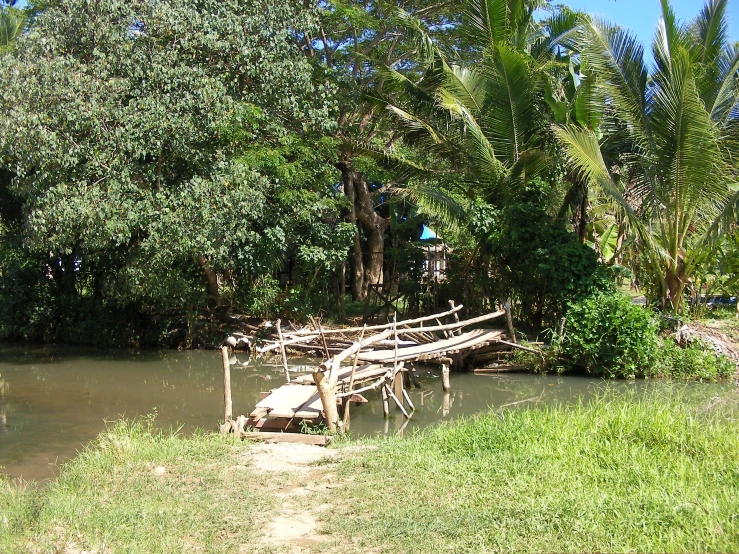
[441,363,451,392]
[221,346,232,424]
[276,319,291,383]
[382,385,390,418]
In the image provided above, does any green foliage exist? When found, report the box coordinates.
[329,391,739,553]
[0,0,347,343]
[656,340,736,381]
[558,291,660,378]
[477,199,612,328]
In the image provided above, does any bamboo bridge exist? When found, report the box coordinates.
[219,303,534,443]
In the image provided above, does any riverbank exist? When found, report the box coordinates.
[3,390,738,553]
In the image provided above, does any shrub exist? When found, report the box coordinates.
[656,340,736,381]
[559,291,660,378]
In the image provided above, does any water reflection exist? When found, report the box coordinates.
[0,344,735,481]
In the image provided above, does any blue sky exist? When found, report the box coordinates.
[557,0,738,49]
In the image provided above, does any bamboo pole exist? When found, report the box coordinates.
[221,346,232,424]
[310,315,331,361]
[288,304,465,336]
[257,307,502,354]
[276,319,291,383]
[504,299,516,344]
[448,300,461,336]
[401,387,415,412]
[385,384,410,419]
[342,325,367,427]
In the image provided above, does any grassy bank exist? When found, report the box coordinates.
[0,419,274,553]
[326,391,739,553]
[2,392,739,553]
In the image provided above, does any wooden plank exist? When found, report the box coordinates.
[252,384,318,419]
[357,330,504,363]
[240,432,332,446]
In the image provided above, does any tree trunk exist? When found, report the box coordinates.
[197,255,220,305]
[338,159,388,301]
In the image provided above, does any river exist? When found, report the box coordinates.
[0,344,734,481]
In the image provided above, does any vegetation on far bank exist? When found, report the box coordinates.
[1,0,738,359]
[2,391,739,553]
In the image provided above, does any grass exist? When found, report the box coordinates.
[324,390,739,553]
[3,392,739,553]
[0,417,273,553]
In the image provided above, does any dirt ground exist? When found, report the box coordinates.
[236,442,366,554]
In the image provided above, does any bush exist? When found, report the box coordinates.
[475,201,613,329]
[559,291,660,378]
[656,340,736,381]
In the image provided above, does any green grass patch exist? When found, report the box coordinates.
[0,417,272,553]
[325,391,739,553]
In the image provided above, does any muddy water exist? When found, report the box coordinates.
[0,344,734,481]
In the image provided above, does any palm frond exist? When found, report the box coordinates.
[394,182,467,228]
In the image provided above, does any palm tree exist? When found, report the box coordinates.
[0,3,26,52]
[556,0,739,312]
[363,0,577,214]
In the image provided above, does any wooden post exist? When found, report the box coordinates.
[442,391,451,416]
[310,315,331,361]
[392,313,404,408]
[276,319,291,383]
[342,325,367,428]
[504,299,516,344]
[402,387,415,412]
[313,369,340,432]
[221,346,232,424]
[381,385,390,418]
[441,362,451,392]
[448,300,461,336]
[385,384,410,419]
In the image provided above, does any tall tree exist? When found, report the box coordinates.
[556,0,739,311]
[0,0,337,335]
[297,0,462,301]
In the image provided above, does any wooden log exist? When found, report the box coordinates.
[221,346,232,424]
[240,432,332,446]
[441,362,451,392]
[382,385,390,417]
[385,384,410,419]
[336,373,390,398]
[394,310,505,336]
[442,391,451,416]
[276,319,291,383]
[313,369,339,432]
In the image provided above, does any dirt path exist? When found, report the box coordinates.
[236,442,358,554]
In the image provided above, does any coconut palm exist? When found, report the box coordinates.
[0,3,26,52]
[556,0,739,312]
[362,0,579,216]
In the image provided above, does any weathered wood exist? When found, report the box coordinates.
[381,385,390,417]
[504,300,516,344]
[385,384,410,419]
[313,370,340,432]
[401,387,415,412]
[240,432,332,446]
[276,319,291,383]
[498,340,539,354]
[310,315,331,361]
[231,414,247,435]
[448,300,461,336]
[441,363,451,392]
[291,304,465,336]
[221,346,232,424]
[342,325,367,428]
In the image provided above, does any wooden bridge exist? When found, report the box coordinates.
[220,304,531,440]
